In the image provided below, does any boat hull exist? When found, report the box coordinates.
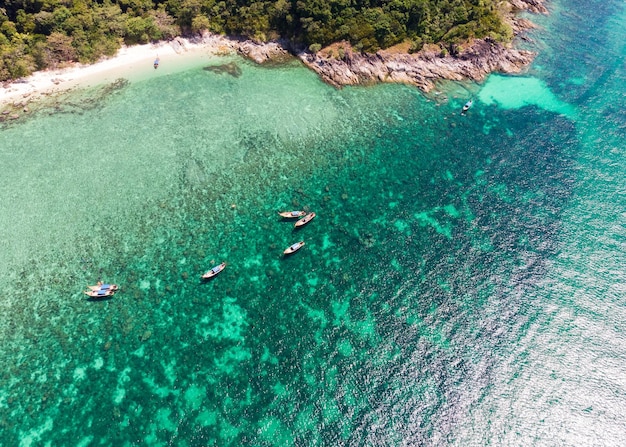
[461,100,473,115]
[294,212,316,228]
[84,290,114,298]
[278,211,306,218]
[202,262,226,279]
[284,241,305,255]
[87,283,118,292]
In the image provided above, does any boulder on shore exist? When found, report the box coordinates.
[237,40,291,64]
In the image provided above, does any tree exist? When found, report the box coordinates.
[191,14,210,33]
[125,15,158,43]
[0,0,517,81]
[32,31,76,69]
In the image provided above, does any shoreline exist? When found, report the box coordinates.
[0,35,242,111]
[0,34,290,114]
[1,0,547,112]
[299,0,548,91]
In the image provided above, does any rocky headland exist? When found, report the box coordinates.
[237,0,548,91]
[1,0,547,116]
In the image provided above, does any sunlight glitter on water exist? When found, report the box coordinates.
[2,0,626,444]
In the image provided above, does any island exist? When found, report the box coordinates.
[0,0,547,101]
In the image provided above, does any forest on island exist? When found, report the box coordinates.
[0,0,513,81]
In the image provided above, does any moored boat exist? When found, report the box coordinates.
[278,210,307,218]
[84,288,115,298]
[284,241,305,255]
[202,262,226,279]
[461,99,473,115]
[87,282,118,292]
[294,212,316,228]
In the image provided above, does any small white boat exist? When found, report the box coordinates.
[461,99,473,115]
[284,241,305,255]
[84,288,115,298]
[87,282,118,292]
[278,210,307,218]
[294,212,316,228]
[202,262,226,279]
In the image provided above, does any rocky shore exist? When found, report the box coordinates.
[297,38,536,91]
[1,0,547,115]
[237,0,548,91]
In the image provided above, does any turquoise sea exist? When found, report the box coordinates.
[1,0,625,445]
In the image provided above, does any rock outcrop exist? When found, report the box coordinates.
[237,40,292,64]
[185,33,292,64]
[510,0,548,14]
[231,0,548,91]
[298,40,536,91]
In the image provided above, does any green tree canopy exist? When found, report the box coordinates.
[0,0,513,81]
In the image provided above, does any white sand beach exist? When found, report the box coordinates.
[0,35,238,109]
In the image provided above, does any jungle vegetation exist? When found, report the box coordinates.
[0,0,513,81]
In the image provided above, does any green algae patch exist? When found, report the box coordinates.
[214,346,252,374]
[352,310,379,342]
[443,204,460,218]
[184,385,206,411]
[414,211,453,239]
[393,219,410,234]
[337,338,354,356]
[196,410,218,427]
[332,298,350,325]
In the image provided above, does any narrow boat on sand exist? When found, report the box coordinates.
[278,210,307,218]
[84,288,115,298]
[284,241,305,255]
[202,262,226,279]
[294,212,316,228]
[461,99,473,115]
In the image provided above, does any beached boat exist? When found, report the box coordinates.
[284,241,305,255]
[461,100,473,115]
[294,212,316,228]
[202,262,226,279]
[278,210,307,218]
[87,282,118,292]
[84,288,115,298]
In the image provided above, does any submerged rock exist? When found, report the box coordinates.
[203,62,243,77]
[140,330,152,342]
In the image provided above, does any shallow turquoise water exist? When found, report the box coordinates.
[1,0,626,445]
